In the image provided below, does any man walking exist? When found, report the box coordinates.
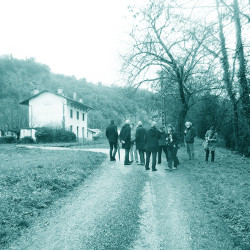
[130,123,139,163]
[105,120,118,161]
[135,121,146,165]
[145,121,160,171]
[184,121,196,160]
[119,120,132,165]
[158,126,168,164]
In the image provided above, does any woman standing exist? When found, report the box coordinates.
[205,126,218,163]
[166,124,180,170]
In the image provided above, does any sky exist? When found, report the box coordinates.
[0,0,134,85]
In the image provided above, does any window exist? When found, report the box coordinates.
[77,126,79,137]
[70,125,73,132]
[70,109,73,118]
[82,113,85,121]
[77,111,79,120]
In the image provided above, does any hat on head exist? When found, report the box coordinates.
[185,121,192,127]
[151,121,157,128]
[137,121,142,126]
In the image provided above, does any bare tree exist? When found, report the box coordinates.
[122,1,211,139]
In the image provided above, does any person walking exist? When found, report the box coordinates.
[166,124,180,170]
[145,121,160,171]
[105,120,118,161]
[135,121,146,165]
[130,123,139,163]
[205,126,218,163]
[158,126,168,164]
[119,120,132,165]
[184,121,196,160]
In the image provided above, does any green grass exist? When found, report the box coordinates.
[0,145,106,248]
[181,141,250,249]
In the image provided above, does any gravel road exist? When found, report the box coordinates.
[8,147,236,250]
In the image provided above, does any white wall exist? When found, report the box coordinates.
[20,129,36,140]
[65,104,88,140]
[29,92,64,128]
[28,92,89,140]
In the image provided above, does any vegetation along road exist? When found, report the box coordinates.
[4,143,250,250]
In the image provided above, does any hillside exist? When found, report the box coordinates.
[0,56,159,132]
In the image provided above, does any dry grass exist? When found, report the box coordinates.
[181,140,250,249]
[0,145,106,248]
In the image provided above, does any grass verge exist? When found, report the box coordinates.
[0,145,106,248]
[182,140,250,249]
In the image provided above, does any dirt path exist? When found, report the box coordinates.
[8,146,236,249]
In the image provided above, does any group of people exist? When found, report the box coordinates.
[105,119,218,171]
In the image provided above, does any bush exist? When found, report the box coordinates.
[35,127,76,143]
[19,136,35,144]
[0,136,17,144]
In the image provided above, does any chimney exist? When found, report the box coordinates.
[33,89,39,95]
[73,92,77,100]
[79,98,83,103]
[58,89,63,94]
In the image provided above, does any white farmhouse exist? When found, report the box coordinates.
[19,89,93,141]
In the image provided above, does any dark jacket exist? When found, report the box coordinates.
[105,123,118,143]
[184,127,196,143]
[119,123,131,150]
[145,127,160,152]
[205,130,218,150]
[135,125,146,150]
[166,132,180,149]
[158,130,167,146]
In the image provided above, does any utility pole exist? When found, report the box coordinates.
[160,73,166,126]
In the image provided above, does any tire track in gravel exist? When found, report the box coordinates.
[9,146,236,250]
[8,147,149,250]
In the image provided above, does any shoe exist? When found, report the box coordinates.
[145,168,150,170]
[112,156,116,161]
[137,163,144,165]
[124,162,132,165]
[152,169,157,171]
[172,167,177,170]
[158,162,161,164]
[165,167,172,170]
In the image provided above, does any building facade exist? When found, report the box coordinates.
[19,90,93,141]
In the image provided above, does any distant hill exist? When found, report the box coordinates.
[0,56,159,132]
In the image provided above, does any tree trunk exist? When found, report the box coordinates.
[177,76,189,142]
[233,0,250,129]
[232,103,239,151]
[177,103,189,143]
[216,0,240,151]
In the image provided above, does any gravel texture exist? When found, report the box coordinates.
[7,147,236,250]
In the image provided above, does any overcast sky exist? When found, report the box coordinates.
[0,0,134,85]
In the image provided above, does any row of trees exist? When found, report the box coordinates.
[122,0,249,155]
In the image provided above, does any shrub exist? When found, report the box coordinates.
[35,127,76,143]
[0,136,17,144]
[19,136,35,144]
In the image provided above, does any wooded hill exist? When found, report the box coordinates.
[0,56,159,133]
[0,56,249,156]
